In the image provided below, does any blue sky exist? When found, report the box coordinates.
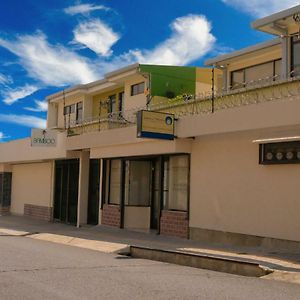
[0,0,299,141]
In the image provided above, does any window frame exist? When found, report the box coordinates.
[107,159,122,205]
[76,102,83,123]
[131,82,145,96]
[259,141,300,165]
[230,59,282,90]
[291,35,300,77]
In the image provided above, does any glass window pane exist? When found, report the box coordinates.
[76,102,83,122]
[274,60,282,81]
[245,62,273,85]
[70,104,75,114]
[109,160,121,205]
[131,82,145,96]
[167,155,189,211]
[128,161,151,206]
[231,70,244,89]
[293,39,300,76]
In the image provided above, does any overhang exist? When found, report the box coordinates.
[252,5,300,35]
[205,38,281,67]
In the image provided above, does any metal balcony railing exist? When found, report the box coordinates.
[149,74,300,117]
[66,74,300,136]
[66,110,138,136]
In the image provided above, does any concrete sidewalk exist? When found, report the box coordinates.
[0,215,299,283]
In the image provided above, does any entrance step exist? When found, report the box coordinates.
[129,245,273,277]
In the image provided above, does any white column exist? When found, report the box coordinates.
[98,158,103,225]
[77,150,90,227]
[281,37,290,80]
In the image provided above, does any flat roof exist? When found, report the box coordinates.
[205,38,281,66]
[252,5,300,35]
[47,64,140,101]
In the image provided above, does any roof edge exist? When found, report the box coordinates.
[251,5,300,31]
[205,38,281,66]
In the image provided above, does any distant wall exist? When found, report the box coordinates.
[10,162,53,215]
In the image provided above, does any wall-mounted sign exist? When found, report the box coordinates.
[31,129,57,147]
[137,110,175,140]
[259,141,300,165]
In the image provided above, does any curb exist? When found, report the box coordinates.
[129,245,273,277]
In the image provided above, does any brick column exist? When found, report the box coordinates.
[160,210,189,239]
[0,172,12,216]
[101,204,121,227]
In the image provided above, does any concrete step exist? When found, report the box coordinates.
[129,245,273,277]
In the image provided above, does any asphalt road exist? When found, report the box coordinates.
[0,235,300,300]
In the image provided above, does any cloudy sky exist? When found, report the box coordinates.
[0,0,299,141]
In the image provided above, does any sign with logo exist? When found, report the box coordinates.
[137,110,175,140]
[31,129,57,147]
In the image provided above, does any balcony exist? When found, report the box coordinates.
[65,76,300,136]
[66,111,138,136]
[149,75,300,117]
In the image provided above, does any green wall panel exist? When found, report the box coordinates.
[139,65,196,98]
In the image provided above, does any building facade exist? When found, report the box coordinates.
[1,6,300,249]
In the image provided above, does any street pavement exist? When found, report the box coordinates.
[1,235,300,300]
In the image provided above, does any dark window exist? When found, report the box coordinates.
[108,95,116,115]
[292,36,300,77]
[131,82,145,96]
[64,104,75,115]
[76,102,83,123]
[118,92,124,116]
[259,141,300,165]
[64,106,69,115]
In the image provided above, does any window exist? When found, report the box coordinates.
[131,82,145,96]
[108,160,122,204]
[118,92,124,116]
[245,62,273,85]
[76,102,83,123]
[108,94,116,116]
[259,141,300,165]
[64,104,75,115]
[125,161,152,206]
[231,69,244,89]
[292,36,300,77]
[231,59,282,89]
[274,59,281,80]
[164,155,189,211]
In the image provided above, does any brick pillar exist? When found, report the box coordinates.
[101,204,121,228]
[160,210,189,239]
[0,172,12,216]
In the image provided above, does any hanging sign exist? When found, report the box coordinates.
[137,110,175,140]
[31,129,57,147]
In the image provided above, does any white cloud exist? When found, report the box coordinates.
[221,0,300,17]
[2,85,39,105]
[64,3,109,15]
[73,19,120,56]
[0,32,99,86]
[24,100,48,112]
[0,114,46,129]
[0,131,9,141]
[0,73,12,85]
[108,15,216,67]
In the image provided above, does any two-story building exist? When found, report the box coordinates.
[0,64,219,236]
[1,5,300,250]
